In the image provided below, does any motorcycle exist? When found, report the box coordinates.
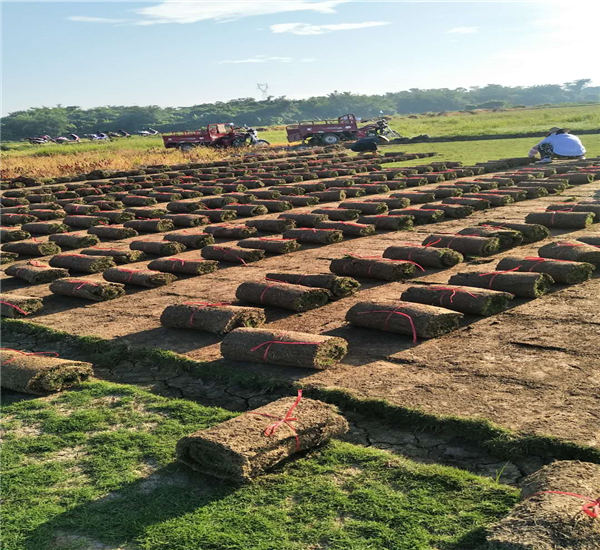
[138,128,159,136]
[229,127,270,148]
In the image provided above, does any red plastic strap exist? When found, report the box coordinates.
[478,267,520,288]
[533,491,599,519]
[423,238,442,248]
[248,389,303,451]
[429,286,477,304]
[213,246,246,265]
[0,301,30,315]
[1,348,59,364]
[250,340,318,361]
[348,254,424,273]
[356,309,417,343]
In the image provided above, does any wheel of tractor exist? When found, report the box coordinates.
[253,140,270,148]
[322,133,340,145]
[179,144,194,152]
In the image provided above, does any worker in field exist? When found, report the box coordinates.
[528,127,586,163]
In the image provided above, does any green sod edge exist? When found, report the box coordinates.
[3,318,599,465]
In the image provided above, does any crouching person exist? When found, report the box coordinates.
[529,127,586,163]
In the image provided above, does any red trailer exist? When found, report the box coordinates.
[163,124,269,151]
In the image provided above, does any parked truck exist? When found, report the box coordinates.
[163,124,269,151]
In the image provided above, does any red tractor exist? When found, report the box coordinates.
[163,124,269,151]
[285,114,399,145]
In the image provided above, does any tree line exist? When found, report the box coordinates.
[1,80,598,141]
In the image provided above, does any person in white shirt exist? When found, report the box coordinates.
[528,127,586,163]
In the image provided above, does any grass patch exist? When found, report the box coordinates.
[2,381,517,550]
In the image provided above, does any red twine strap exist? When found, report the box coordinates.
[68,279,99,290]
[478,267,520,288]
[423,238,442,248]
[429,285,477,304]
[0,301,30,315]
[250,340,317,361]
[1,348,59,364]
[348,254,424,273]
[356,309,417,343]
[533,491,599,519]
[213,246,246,265]
[248,389,303,451]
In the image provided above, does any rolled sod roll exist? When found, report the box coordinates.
[547,203,600,219]
[5,260,69,283]
[89,200,124,210]
[236,281,330,312]
[282,228,343,244]
[279,212,328,227]
[489,189,527,201]
[166,200,205,213]
[204,224,257,239]
[338,201,388,215]
[250,200,292,213]
[223,204,268,217]
[312,208,360,221]
[461,193,513,206]
[87,224,139,240]
[147,257,218,276]
[382,245,463,267]
[2,240,61,257]
[353,183,390,194]
[125,207,168,219]
[496,256,594,285]
[129,240,186,256]
[265,272,360,299]
[80,247,144,264]
[201,245,265,264]
[577,235,600,247]
[0,294,44,317]
[1,252,19,264]
[537,241,600,267]
[486,460,600,550]
[316,221,375,237]
[20,222,69,235]
[309,190,347,202]
[203,209,238,223]
[64,215,110,228]
[422,234,500,257]
[401,285,513,316]
[420,203,474,219]
[357,214,414,231]
[63,203,99,214]
[49,232,100,249]
[520,180,568,193]
[251,189,281,200]
[94,211,135,223]
[122,195,157,206]
[330,256,417,281]
[49,278,125,301]
[448,271,554,298]
[0,227,31,242]
[441,197,490,211]
[286,195,320,207]
[238,237,300,254]
[457,226,523,250]
[329,186,365,198]
[391,191,436,203]
[163,231,215,249]
[103,267,176,287]
[221,328,348,369]
[161,303,265,334]
[123,219,175,233]
[163,213,208,227]
[176,393,349,481]
[510,185,549,199]
[0,349,93,395]
[28,209,67,221]
[201,197,236,209]
[49,253,116,273]
[389,208,444,224]
[478,221,549,244]
[558,172,594,184]
[1,214,37,226]
[525,211,595,229]
[346,301,463,339]
[245,218,296,233]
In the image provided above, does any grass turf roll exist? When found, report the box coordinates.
[125,207,168,219]
[166,199,205,213]
[163,231,215,249]
[147,257,218,275]
[312,208,360,221]
[129,240,186,256]
[87,225,139,240]
[63,215,110,228]
[0,349,92,395]
[0,294,43,317]
[525,211,594,229]
[547,202,600,219]
[5,260,69,283]
[537,241,600,267]
[163,213,208,227]
[123,219,175,233]
[357,214,415,231]
[389,208,445,224]
[390,191,436,203]
[221,327,348,369]
[238,237,300,254]
[457,226,523,250]
[401,285,513,316]
[421,203,474,219]
[176,394,349,482]
[279,213,329,227]
[250,199,292,212]
[2,240,61,257]
[204,224,257,239]
[346,300,463,338]
[462,193,514,206]
[203,209,238,223]
[286,195,320,207]
[1,252,19,264]
[330,256,417,281]
[448,271,554,298]
[422,234,500,257]
[0,214,37,226]
[49,278,125,301]
[496,256,594,284]
[236,281,330,311]
[577,235,600,247]
[80,247,145,264]
[245,218,296,233]
[382,245,463,267]
[49,232,100,249]
[223,204,268,217]
[282,228,343,244]
[309,190,347,202]
[338,201,388,215]
[95,211,135,223]
[28,209,67,221]
[20,222,68,235]
[201,245,265,264]
[441,197,491,210]
[265,272,360,299]
[103,267,176,287]
[48,253,116,273]
[0,227,31,242]
[316,221,375,236]
[478,221,549,244]
[161,303,265,334]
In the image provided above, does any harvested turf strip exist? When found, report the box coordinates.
[0,348,92,394]
[462,193,513,206]
[448,271,554,298]
[238,237,300,254]
[166,199,205,213]
[442,197,491,210]
[265,272,360,298]
[457,226,523,250]
[203,224,257,239]
[95,211,135,223]
[346,300,463,338]
[478,221,549,243]
[176,394,348,482]
[495,256,594,284]
[201,245,265,264]
[236,281,330,311]
[49,253,116,273]
[161,303,265,334]
[163,231,215,249]
[382,245,463,267]
[309,190,346,202]
[279,213,329,227]
[125,207,168,219]
[401,285,513,316]
[1,252,19,264]
[245,218,296,233]
[524,211,594,229]
[251,200,292,212]
[338,201,388,214]
[577,235,600,247]
[103,267,176,287]
[537,241,600,267]
[129,240,186,256]
[223,204,268,217]
[0,214,37,226]
[282,228,343,244]
[147,257,218,275]
[20,222,68,235]
[367,197,410,209]
[123,219,175,232]
[49,232,100,249]
[357,214,414,231]
[330,256,417,280]
[389,208,445,224]
[421,203,474,219]
[286,195,320,207]
[0,227,31,242]
[422,234,500,257]
[5,260,69,283]
[63,215,110,228]
[547,203,600,220]
[203,209,238,223]
[88,225,139,240]
[486,460,600,550]
[316,221,375,236]
[312,208,360,221]
[221,327,348,369]
[163,213,208,227]
[391,191,436,203]
[80,248,144,264]
[2,240,61,257]
[0,294,43,317]
[49,278,125,301]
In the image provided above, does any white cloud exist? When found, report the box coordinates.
[68,16,126,24]
[270,21,390,35]
[447,26,478,34]
[134,0,348,25]
[219,55,294,65]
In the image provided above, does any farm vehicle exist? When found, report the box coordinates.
[162,124,269,151]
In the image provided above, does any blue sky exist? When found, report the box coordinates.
[2,1,598,115]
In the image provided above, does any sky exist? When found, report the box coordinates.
[1,0,599,115]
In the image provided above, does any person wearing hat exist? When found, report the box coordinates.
[528,128,586,163]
